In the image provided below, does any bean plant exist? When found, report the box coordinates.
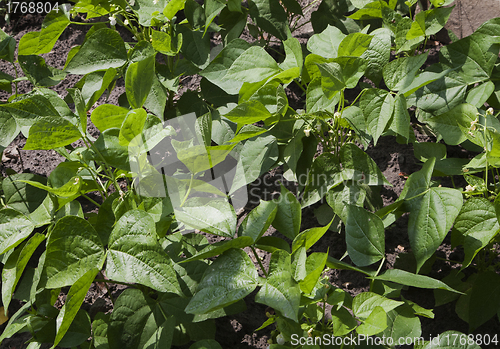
[0,0,499,348]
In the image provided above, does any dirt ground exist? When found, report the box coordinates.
[1,1,500,348]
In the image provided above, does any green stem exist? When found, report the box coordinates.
[251,246,269,277]
[180,173,194,207]
[370,257,385,291]
[11,62,18,96]
[82,194,101,208]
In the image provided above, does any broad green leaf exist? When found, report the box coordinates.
[89,128,130,171]
[466,81,495,108]
[418,330,482,349]
[205,0,226,35]
[452,198,500,268]
[200,39,251,94]
[306,77,339,113]
[65,28,127,74]
[151,30,177,56]
[383,53,428,91]
[273,185,301,240]
[1,233,45,311]
[181,236,253,263]
[45,216,105,288]
[66,88,87,132]
[440,34,499,85]
[91,104,129,132]
[326,183,367,222]
[348,1,390,20]
[361,28,391,85]
[80,67,117,109]
[307,25,346,59]
[174,198,236,238]
[408,186,463,272]
[467,271,500,331]
[413,142,447,162]
[390,93,411,141]
[371,269,463,293]
[3,173,47,215]
[118,108,147,147]
[24,117,81,150]
[54,268,99,347]
[228,124,267,143]
[106,210,182,294]
[356,306,387,336]
[230,134,278,193]
[401,67,455,97]
[360,88,394,145]
[92,313,109,349]
[299,253,328,295]
[18,176,82,199]
[382,305,422,345]
[164,0,186,19]
[280,37,303,72]
[301,153,343,207]
[424,103,477,145]
[340,143,390,186]
[0,29,16,63]
[132,0,168,26]
[126,55,155,109]
[238,200,277,243]
[291,220,333,254]
[352,292,403,319]
[108,288,176,349]
[175,144,234,174]
[248,0,289,41]
[331,306,357,336]
[186,249,258,314]
[0,109,19,147]
[399,157,434,201]
[18,7,70,55]
[225,46,280,84]
[0,209,35,255]
[255,250,301,322]
[223,100,273,125]
[18,55,66,87]
[338,33,373,57]
[318,57,367,98]
[255,236,291,254]
[406,7,454,39]
[178,26,211,68]
[344,205,385,267]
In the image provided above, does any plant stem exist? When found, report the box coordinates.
[370,257,385,291]
[82,194,101,207]
[251,246,269,277]
[180,173,194,207]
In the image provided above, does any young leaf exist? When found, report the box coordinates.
[106,210,182,294]
[45,216,105,288]
[338,33,373,57]
[370,269,463,293]
[359,89,394,145]
[53,268,99,347]
[238,200,277,243]
[299,252,328,294]
[186,249,258,314]
[383,53,428,91]
[164,0,187,20]
[356,306,387,336]
[65,28,127,74]
[280,37,303,72]
[118,108,147,146]
[24,117,81,150]
[91,104,129,132]
[344,204,385,267]
[291,220,333,254]
[273,185,301,240]
[225,46,280,84]
[18,7,70,55]
[255,250,301,322]
[406,7,454,39]
[353,292,403,320]
[307,25,346,59]
[126,55,155,109]
[223,100,273,125]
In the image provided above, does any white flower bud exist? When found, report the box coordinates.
[486,107,494,116]
[334,111,341,119]
[276,334,285,345]
[123,19,129,25]
[304,128,311,137]
[109,16,116,26]
[465,185,476,192]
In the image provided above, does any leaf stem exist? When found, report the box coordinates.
[370,257,385,291]
[180,173,194,207]
[82,194,101,208]
[251,246,269,277]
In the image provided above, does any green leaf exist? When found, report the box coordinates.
[352,292,403,319]
[408,186,463,272]
[164,0,187,20]
[344,204,385,267]
[182,236,254,263]
[2,233,45,311]
[248,0,289,41]
[466,81,495,108]
[3,173,47,215]
[108,288,176,349]
[132,0,168,26]
[65,29,127,74]
[200,39,251,94]
[348,0,390,20]
[406,7,454,39]
[225,46,280,84]
[382,305,422,345]
[272,185,301,240]
[91,104,129,132]
[338,33,373,57]
[467,271,500,331]
[126,55,155,109]
[0,209,35,255]
[18,55,66,87]
[223,100,273,125]
[391,93,411,141]
[81,67,117,110]
[340,143,390,186]
[280,37,303,72]
[89,129,130,171]
[307,25,346,59]
[400,67,455,98]
[331,306,357,336]
[370,269,464,293]
[255,250,301,322]
[0,109,19,148]
[452,198,500,268]
[54,268,99,347]
[299,253,328,294]
[106,210,182,294]
[119,108,147,146]
[178,26,210,69]
[230,134,278,193]
[361,28,391,86]
[239,200,277,243]
[360,89,394,145]
[291,220,333,254]
[318,57,367,97]
[24,117,81,150]
[357,306,387,336]
[383,53,428,91]
[425,103,477,146]
[306,77,339,113]
[0,29,16,63]
[175,198,236,238]
[45,216,105,288]
[18,7,70,55]
[205,0,226,36]
[186,249,258,314]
